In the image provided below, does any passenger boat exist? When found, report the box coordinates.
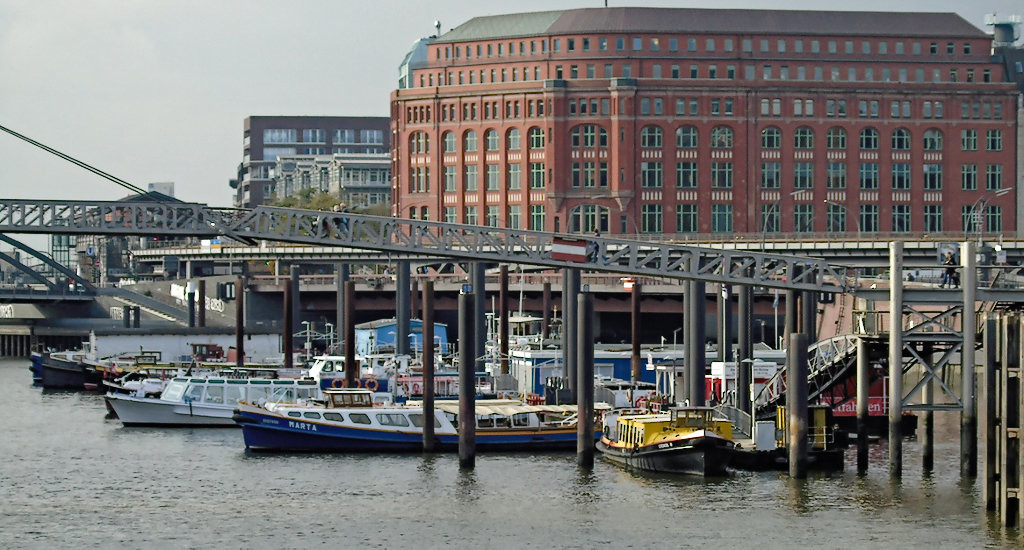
[233,388,603,452]
[597,407,736,476]
[105,377,321,427]
[37,350,100,390]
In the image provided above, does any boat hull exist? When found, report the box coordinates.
[597,436,735,476]
[106,394,238,427]
[39,356,86,390]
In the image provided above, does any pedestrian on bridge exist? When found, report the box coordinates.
[940,252,958,288]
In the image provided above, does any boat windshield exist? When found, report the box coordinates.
[161,381,186,402]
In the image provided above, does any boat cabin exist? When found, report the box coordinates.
[607,407,733,445]
[162,377,320,406]
[324,388,375,408]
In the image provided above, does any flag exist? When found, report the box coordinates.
[551,237,587,262]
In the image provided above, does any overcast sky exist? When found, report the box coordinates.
[0,0,1019,208]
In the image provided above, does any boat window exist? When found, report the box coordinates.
[322,361,334,373]
[287,411,302,418]
[323,412,344,422]
[349,413,371,425]
[512,413,531,427]
[408,413,442,428]
[204,385,225,404]
[247,387,271,403]
[297,388,317,400]
[224,386,245,404]
[271,388,296,402]
[303,412,321,419]
[161,382,186,402]
[377,413,410,427]
[477,416,496,428]
[184,384,204,402]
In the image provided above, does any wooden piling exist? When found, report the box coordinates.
[197,280,206,327]
[577,292,595,468]
[961,241,977,477]
[344,281,356,388]
[458,291,476,468]
[631,281,642,384]
[396,260,410,356]
[541,281,551,340]
[422,281,436,453]
[499,265,509,375]
[857,337,869,472]
[688,280,706,406]
[982,316,998,510]
[788,333,809,479]
[235,277,244,368]
[889,241,904,477]
[283,277,293,369]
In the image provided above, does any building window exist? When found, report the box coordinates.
[891,128,911,150]
[985,206,1002,233]
[794,204,814,232]
[676,162,697,188]
[961,164,977,190]
[464,206,478,225]
[961,129,977,151]
[529,163,545,188]
[528,127,544,149]
[711,162,733,189]
[761,204,780,233]
[923,129,943,151]
[443,166,457,192]
[794,127,814,149]
[859,128,879,150]
[924,205,942,232]
[506,129,521,151]
[986,130,1003,151]
[507,164,521,190]
[640,126,663,148]
[794,163,814,189]
[464,130,478,152]
[570,205,609,234]
[443,131,457,153]
[264,129,296,143]
[485,164,500,190]
[711,204,733,233]
[859,163,879,189]
[892,205,911,232]
[826,203,846,232]
[826,127,846,149]
[923,164,942,190]
[986,165,1003,190]
[485,129,499,151]
[761,127,781,149]
[641,204,663,233]
[507,205,521,229]
[640,162,663,188]
[677,204,698,232]
[859,205,879,232]
[676,126,698,148]
[827,163,846,189]
[710,126,733,149]
[444,207,457,224]
[529,205,545,230]
[761,162,781,189]
[485,205,500,227]
[892,164,911,190]
[464,165,478,191]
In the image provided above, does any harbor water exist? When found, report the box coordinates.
[1,359,1020,549]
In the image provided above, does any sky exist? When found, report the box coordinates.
[0,0,1020,208]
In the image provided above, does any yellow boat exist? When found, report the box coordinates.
[597,407,735,476]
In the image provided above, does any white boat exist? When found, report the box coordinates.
[105,377,321,427]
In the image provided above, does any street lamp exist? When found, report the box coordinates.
[968,187,1013,245]
[823,199,860,234]
[761,190,805,251]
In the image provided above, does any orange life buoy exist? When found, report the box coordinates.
[365,379,379,391]
[353,378,362,388]
[331,378,344,389]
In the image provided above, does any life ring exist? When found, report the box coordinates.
[352,378,362,388]
[331,378,344,389]
[365,379,379,391]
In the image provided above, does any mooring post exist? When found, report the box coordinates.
[290,266,301,354]
[235,277,244,368]
[283,276,293,369]
[788,332,809,479]
[923,344,934,472]
[422,281,436,453]
[336,263,349,352]
[458,290,476,468]
[344,281,356,388]
[982,316,998,510]
[688,280,706,406]
[562,268,580,400]
[410,279,419,324]
[631,281,642,384]
[396,260,411,356]
[681,284,690,406]
[187,288,196,328]
[962,241,978,477]
[499,265,509,375]
[197,280,206,328]
[737,281,752,414]
[856,337,870,472]
[472,263,486,373]
[541,281,551,340]
[889,241,904,477]
[577,291,595,467]
[717,284,728,362]
[785,276,799,348]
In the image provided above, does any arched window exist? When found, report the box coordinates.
[891,128,911,150]
[923,129,943,151]
[443,131,456,153]
[711,126,733,149]
[761,127,781,149]
[569,205,610,234]
[640,126,663,148]
[859,128,879,150]
[794,126,814,149]
[826,127,846,150]
[409,132,429,154]
[676,126,698,149]
[464,130,478,152]
[485,129,499,151]
[506,128,521,150]
[528,127,545,149]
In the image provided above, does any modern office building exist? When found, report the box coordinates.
[233,116,390,208]
[391,8,1021,238]
[274,153,391,210]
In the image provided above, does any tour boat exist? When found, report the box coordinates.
[233,388,603,452]
[105,377,321,427]
[596,407,736,476]
[37,350,99,390]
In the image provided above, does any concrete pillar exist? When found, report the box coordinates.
[187,291,196,328]
[132,306,140,329]
[283,277,293,369]
[235,277,245,368]
[336,263,349,353]
[688,280,706,406]
[737,282,753,413]
[631,281,642,384]
[962,241,978,477]
[923,345,934,472]
[577,291,595,467]
[422,281,436,453]
[889,241,904,477]
[458,291,476,468]
[472,263,486,373]
[983,316,998,510]
[499,265,509,375]
[396,260,411,356]
[788,333,809,479]
[344,281,357,388]
[857,337,870,472]
[122,305,131,328]
[562,268,580,399]
[198,280,206,327]
[541,281,551,340]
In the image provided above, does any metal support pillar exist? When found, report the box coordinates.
[235,277,244,368]
[396,260,411,356]
[411,280,419,323]
[737,282,752,413]
[983,317,998,510]
[336,263,349,352]
[788,333,809,479]
[132,306,140,328]
[857,337,870,472]
[541,282,551,340]
[122,305,130,328]
[802,272,817,346]
[631,281,642,384]
[577,292,595,467]
[187,291,196,328]
[962,241,977,477]
[472,263,486,373]
[283,277,293,369]
[291,266,301,354]
[422,281,436,453]
[923,344,934,471]
[688,280,706,406]
[562,268,580,400]
[717,284,732,362]
[889,241,904,477]
[499,265,509,374]
[458,291,476,468]
[682,285,690,406]
[344,281,356,388]
[197,280,206,328]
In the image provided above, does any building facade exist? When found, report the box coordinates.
[233,116,390,208]
[390,8,1020,238]
[274,153,391,209]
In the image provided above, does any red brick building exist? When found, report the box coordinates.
[391,8,1020,238]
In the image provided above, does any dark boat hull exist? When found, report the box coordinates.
[597,436,735,476]
[39,356,86,390]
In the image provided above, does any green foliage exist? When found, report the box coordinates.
[270,189,340,211]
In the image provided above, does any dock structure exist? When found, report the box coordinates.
[988,313,1024,527]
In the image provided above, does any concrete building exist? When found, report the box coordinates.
[391,8,1020,238]
[233,116,390,208]
[274,153,391,210]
